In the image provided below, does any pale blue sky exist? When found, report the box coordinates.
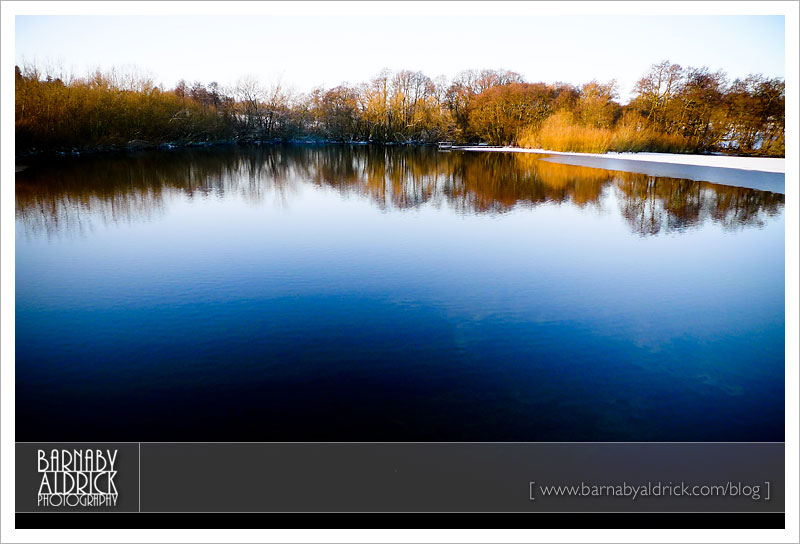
[15,15,785,102]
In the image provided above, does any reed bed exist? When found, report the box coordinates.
[517,111,698,155]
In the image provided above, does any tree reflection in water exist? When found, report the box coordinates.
[16,145,784,239]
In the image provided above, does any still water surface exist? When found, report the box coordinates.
[16,146,785,441]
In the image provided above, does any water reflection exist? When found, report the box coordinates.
[16,145,784,238]
[15,144,785,442]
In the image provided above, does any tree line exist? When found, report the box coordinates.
[15,61,784,157]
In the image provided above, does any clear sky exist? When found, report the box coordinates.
[15,14,785,102]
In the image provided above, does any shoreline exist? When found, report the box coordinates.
[13,139,434,165]
[16,142,786,195]
[456,146,786,194]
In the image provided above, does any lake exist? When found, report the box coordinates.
[15,145,785,441]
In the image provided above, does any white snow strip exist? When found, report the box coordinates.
[457,147,785,174]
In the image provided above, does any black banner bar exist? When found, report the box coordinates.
[17,442,784,518]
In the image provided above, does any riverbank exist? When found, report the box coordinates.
[456,146,786,194]
[14,138,435,164]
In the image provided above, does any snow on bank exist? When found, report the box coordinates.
[457,147,785,173]
[456,146,786,194]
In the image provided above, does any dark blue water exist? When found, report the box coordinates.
[15,146,785,441]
